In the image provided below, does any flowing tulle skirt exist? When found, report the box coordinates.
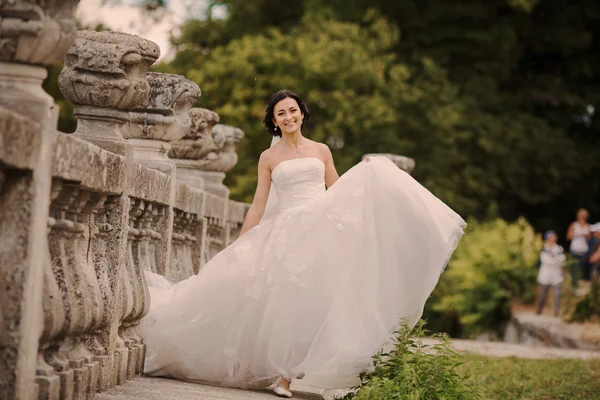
[137,156,465,389]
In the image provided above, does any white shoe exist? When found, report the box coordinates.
[273,385,293,398]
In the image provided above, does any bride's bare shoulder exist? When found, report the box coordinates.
[259,148,276,169]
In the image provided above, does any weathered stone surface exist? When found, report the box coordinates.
[174,181,204,216]
[421,337,600,360]
[226,200,249,245]
[59,30,160,155]
[46,180,106,399]
[96,377,329,400]
[0,44,59,400]
[0,169,45,400]
[124,72,200,143]
[59,31,159,110]
[362,153,415,174]
[0,0,80,65]
[176,123,244,198]
[198,124,244,173]
[1,19,257,399]
[128,163,171,205]
[504,312,600,351]
[169,108,219,160]
[0,106,43,170]
[123,73,200,174]
[169,182,204,280]
[200,192,228,264]
[0,62,59,127]
[52,132,126,194]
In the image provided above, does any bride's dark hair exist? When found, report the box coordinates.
[263,90,311,137]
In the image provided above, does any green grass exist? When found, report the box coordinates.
[460,354,600,400]
[343,321,600,400]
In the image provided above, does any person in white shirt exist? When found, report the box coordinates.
[566,208,591,290]
[536,230,566,316]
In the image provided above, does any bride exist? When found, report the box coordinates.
[137,90,466,398]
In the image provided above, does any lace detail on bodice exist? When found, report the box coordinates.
[271,158,326,211]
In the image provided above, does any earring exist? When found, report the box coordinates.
[274,126,278,132]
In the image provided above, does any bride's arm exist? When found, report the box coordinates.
[321,143,340,188]
[239,152,272,237]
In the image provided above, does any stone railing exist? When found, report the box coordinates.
[0,3,249,399]
[362,153,416,174]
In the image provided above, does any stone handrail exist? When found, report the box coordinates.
[0,3,416,399]
[0,4,249,399]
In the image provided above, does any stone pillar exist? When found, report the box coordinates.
[362,153,416,174]
[122,72,200,282]
[0,1,80,398]
[123,72,201,174]
[58,31,160,156]
[57,30,160,390]
[194,124,245,198]
[172,122,244,264]
[169,107,220,190]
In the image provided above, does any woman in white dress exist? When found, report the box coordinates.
[536,230,566,316]
[137,90,466,397]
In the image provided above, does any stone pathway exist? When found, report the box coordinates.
[97,336,600,400]
[421,338,600,360]
[96,377,346,400]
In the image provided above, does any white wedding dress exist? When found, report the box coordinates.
[137,156,466,390]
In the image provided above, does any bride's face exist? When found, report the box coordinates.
[273,97,304,134]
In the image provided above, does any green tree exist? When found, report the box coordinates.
[172,16,473,207]
[175,0,600,234]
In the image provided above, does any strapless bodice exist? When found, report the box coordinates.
[271,158,326,211]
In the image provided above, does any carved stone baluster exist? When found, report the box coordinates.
[47,183,107,399]
[77,191,114,395]
[149,206,165,275]
[169,210,186,281]
[128,201,154,375]
[120,198,144,379]
[47,184,92,400]
[85,194,117,392]
[201,192,228,264]
[190,214,203,275]
[58,30,160,387]
[226,200,250,245]
[171,182,204,278]
[135,202,154,274]
[183,214,199,277]
[36,180,69,400]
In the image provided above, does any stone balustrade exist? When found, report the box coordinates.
[226,200,251,246]
[0,4,415,400]
[0,3,248,399]
[362,153,416,174]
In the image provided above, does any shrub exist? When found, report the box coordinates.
[423,217,542,337]
[341,321,482,400]
[569,280,600,322]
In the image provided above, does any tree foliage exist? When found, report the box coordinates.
[160,0,599,233]
[45,0,600,234]
[423,216,542,337]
